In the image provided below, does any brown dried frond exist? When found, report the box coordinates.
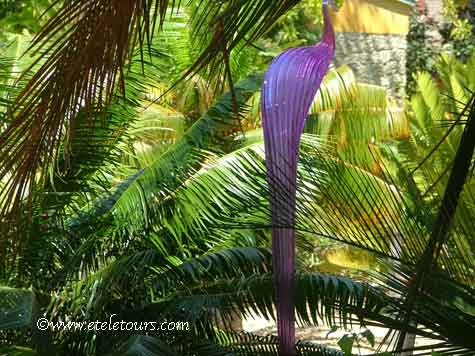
[0,0,167,227]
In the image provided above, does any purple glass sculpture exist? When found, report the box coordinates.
[261,1,336,355]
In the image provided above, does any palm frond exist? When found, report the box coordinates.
[152,247,272,295]
[394,91,475,351]
[47,75,263,284]
[0,32,175,278]
[112,74,262,233]
[151,137,419,264]
[0,0,169,219]
[310,64,356,114]
[186,0,301,81]
[309,66,409,172]
[149,270,386,333]
[215,331,345,356]
[0,0,303,221]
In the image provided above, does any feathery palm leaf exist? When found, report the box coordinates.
[0,0,302,222]
[215,332,345,356]
[112,74,263,234]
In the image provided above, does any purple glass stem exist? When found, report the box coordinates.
[261,6,335,356]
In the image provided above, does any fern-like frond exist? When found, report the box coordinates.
[112,74,262,233]
[215,331,345,356]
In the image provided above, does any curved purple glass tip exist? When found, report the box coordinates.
[261,5,335,356]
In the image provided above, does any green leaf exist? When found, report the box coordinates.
[360,329,375,347]
[337,335,354,356]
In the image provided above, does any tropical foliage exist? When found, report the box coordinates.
[1,1,475,356]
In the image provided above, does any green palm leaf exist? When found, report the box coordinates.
[215,332,345,356]
[0,0,302,222]
[112,74,262,233]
